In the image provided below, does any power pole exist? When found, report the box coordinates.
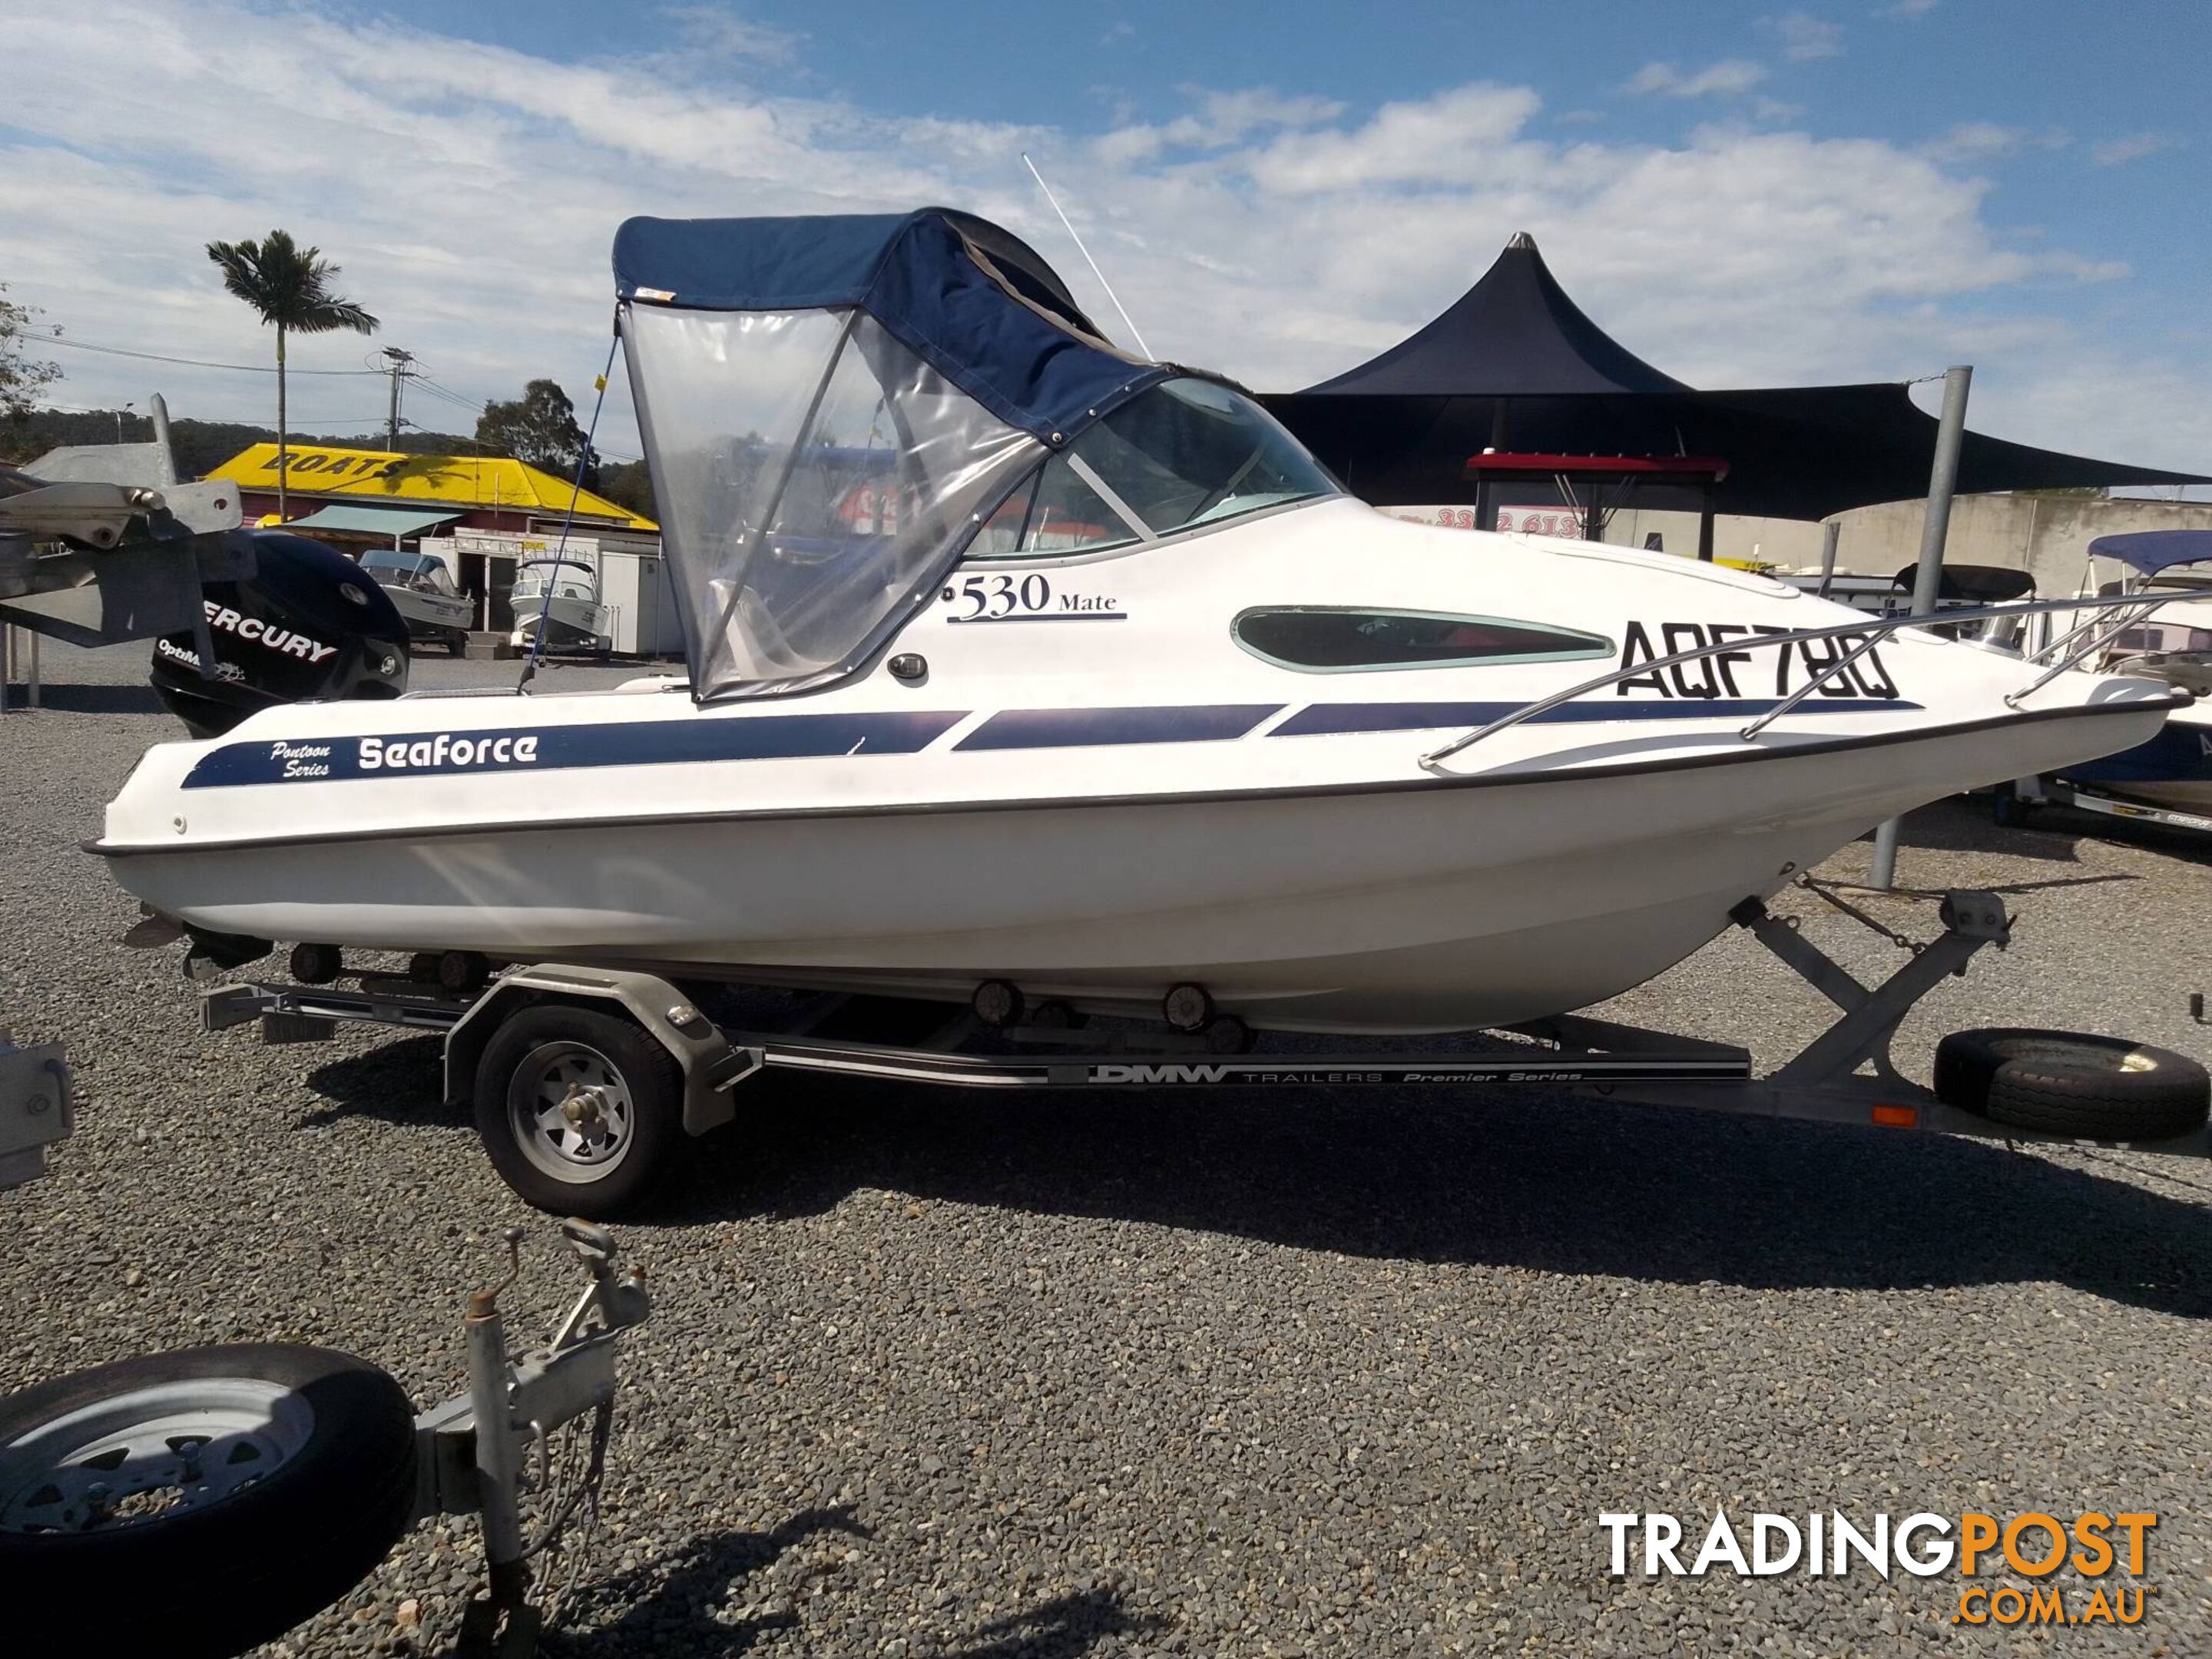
[379,347,416,451]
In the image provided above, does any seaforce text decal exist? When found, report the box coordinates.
[359,733,540,771]
[1616,621,1898,700]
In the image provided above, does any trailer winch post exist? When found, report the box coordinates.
[464,1232,535,1633]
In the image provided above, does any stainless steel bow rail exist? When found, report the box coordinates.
[1419,587,2212,769]
[202,882,2211,1202]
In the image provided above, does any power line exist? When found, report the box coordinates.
[35,330,384,376]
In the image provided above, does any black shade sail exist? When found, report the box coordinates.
[1266,234,2207,522]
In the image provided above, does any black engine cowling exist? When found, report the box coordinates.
[151,530,412,738]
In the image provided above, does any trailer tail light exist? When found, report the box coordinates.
[1870,1103,1919,1128]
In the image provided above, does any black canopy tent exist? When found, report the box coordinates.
[1264,233,2208,555]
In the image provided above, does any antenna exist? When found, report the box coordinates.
[1020,152,1154,360]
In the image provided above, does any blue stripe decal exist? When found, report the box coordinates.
[180,696,1931,787]
[1272,698,1920,737]
[181,710,969,789]
[955,705,1283,752]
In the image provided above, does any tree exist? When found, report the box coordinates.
[476,379,593,477]
[0,285,61,452]
[593,458,658,522]
[205,230,378,518]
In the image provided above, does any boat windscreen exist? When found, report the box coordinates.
[624,305,1041,699]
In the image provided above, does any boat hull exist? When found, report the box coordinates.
[105,702,2160,1032]
[509,594,599,647]
[2061,702,2212,811]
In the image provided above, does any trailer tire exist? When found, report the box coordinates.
[1934,1027,2210,1139]
[0,1343,416,1659]
[475,1005,682,1216]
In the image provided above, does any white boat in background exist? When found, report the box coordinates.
[1777,561,2033,640]
[358,547,472,656]
[508,556,603,651]
[2041,531,2212,811]
[92,208,2187,1034]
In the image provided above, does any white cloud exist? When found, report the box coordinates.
[1920,122,2070,163]
[661,5,803,68]
[1630,60,1769,98]
[1765,12,1846,60]
[3,0,2205,473]
[1243,84,1542,192]
[1094,86,1347,164]
[2091,132,2178,166]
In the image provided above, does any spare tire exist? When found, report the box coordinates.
[0,1343,417,1659]
[1934,1027,2210,1140]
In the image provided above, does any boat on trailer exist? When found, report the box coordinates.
[358,546,472,655]
[97,208,2184,1035]
[507,555,602,651]
[2051,531,2212,813]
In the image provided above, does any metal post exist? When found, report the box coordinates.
[1867,364,1972,891]
[148,394,177,485]
[1815,521,1841,600]
[465,1286,530,1611]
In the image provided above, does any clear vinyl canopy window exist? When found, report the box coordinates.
[1233,608,1614,673]
[624,303,1043,699]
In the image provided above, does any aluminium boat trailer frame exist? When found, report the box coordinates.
[200,880,2212,1181]
[2000,773,2212,837]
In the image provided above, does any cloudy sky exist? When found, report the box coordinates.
[4,0,2206,470]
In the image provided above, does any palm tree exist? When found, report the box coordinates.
[205,230,379,518]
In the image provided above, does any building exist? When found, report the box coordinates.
[204,441,676,652]
[1388,493,2212,594]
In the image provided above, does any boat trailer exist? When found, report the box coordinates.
[1999,774,2212,837]
[202,882,2212,1219]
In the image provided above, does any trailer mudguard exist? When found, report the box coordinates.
[442,965,760,1134]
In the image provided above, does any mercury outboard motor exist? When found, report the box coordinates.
[151,529,412,738]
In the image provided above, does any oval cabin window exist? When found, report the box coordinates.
[1233,607,1614,672]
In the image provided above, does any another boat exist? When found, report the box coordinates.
[358,546,472,656]
[92,209,2185,1033]
[2051,531,2212,811]
[1778,562,2032,639]
[507,556,603,651]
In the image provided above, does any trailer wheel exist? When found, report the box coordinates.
[1990,786,2032,828]
[1934,1027,2210,1139]
[0,1343,416,1659]
[475,1005,681,1216]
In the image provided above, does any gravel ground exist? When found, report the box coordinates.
[2,643,2208,1657]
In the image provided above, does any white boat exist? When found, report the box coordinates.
[93,209,2184,1034]
[507,556,603,650]
[358,547,472,655]
[1777,562,2032,640]
[2045,531,2212,811]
